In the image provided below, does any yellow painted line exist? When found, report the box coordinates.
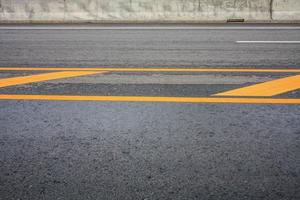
[0,71,105,88]
[215,74,300,97]
[0,67,300,73]
[0,94,299,104]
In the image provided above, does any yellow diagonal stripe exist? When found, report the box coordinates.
[0,94,299,104]
[0,71,104,88]
[215,74,300,97]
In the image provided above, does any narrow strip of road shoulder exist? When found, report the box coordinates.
[1,67,300,73]
[237,41,300,44]
[1,26,300,30]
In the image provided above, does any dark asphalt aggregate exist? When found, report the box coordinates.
[1,101,299,200]
[0,25,300,200]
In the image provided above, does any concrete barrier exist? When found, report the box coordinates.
[99,0,271,22]
[0,0,299,23]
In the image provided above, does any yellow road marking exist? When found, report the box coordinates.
[0,67,300,73]
[0,94,299,104]
[0,67,299,104]
[215,74,300,97]
[0,71,105,88]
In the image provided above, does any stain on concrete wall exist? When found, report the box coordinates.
[0,0,65,21]
[0,0,298,22]
[65,0,98,21]
[1,0,30,21]
[30,0,64,21]
[273,0,300,20]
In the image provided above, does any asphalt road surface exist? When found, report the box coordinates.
[0,24,299,200]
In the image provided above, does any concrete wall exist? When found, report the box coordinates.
[0,0,299,23]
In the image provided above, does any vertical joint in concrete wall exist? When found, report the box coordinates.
[198,0,201,12]
[96,0,99,21]
[270,0,274,20]
[0,0,2,12]
[130,0,133,12]
[63,0,66,21]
